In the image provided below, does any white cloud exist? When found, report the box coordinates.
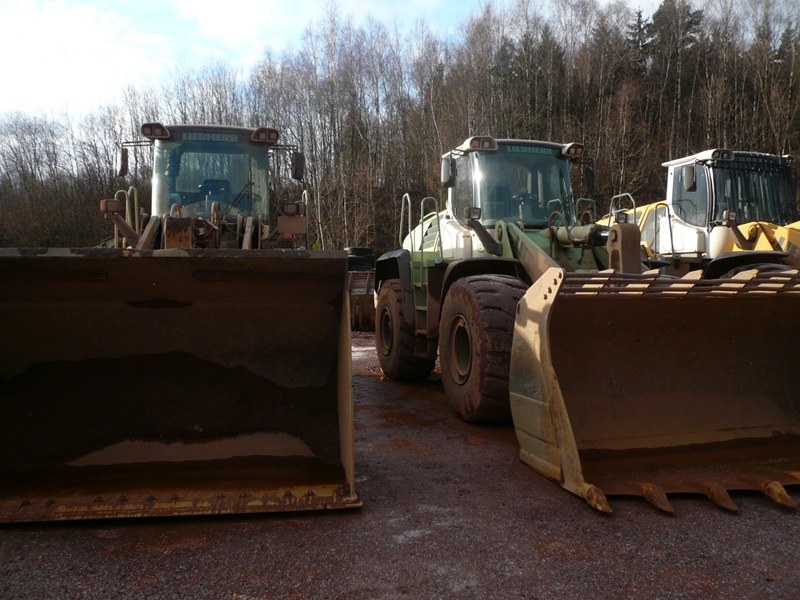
[0,0,172,115]
[0,0,491,115]
[170,0,316,63]
[0,0,662,117]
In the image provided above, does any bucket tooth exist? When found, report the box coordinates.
[762,481,798,509]
[641,484,675,513]
[706,484,739,512]
[584,485,612,513]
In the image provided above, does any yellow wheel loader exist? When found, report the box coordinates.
[375,136,800,513]
[0,123,360,522]
[604,150,799,278]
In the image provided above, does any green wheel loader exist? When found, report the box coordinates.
[375,135,800,513]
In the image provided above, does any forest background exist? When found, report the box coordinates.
[1,0,798,253]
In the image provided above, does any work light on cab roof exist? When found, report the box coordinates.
[251,127,280,144]
[458,136,499,153]
[710,148,735,161]
[141,123,171,140]
[561,142,584,158]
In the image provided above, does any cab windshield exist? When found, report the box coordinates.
[151,132,270,220]
[711,156,798,225]
[474,144,573,227]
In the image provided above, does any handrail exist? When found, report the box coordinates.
[398,194,444,288]
[399,193,413,248]
[112,187,141,248]
[575,197,597,224]
[652,201,676,259]
[302,189,310,245]
[418,197,442,289]
[419,196,442,257]
[609,193,638,225]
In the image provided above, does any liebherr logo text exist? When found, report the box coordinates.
[778,235,800,262]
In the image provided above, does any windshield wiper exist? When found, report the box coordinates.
[220,181,254,219]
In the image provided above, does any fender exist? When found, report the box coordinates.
[439,257,528,311]
[375,249,412,292]
[703,250,790,279]
[424,257,529,344]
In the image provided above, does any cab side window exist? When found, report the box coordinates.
[672,166,708,227]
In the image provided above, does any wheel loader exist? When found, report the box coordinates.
[0,123,360,522]
[375,135,800,513]
[604,149,799,278]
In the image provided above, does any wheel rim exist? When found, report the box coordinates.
[378,306,393,357]
[448,315,472,385]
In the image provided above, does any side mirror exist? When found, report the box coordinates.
[682,164,697,192]
[585,165,595,194]
[291,151,305,180]
[116,147,129,178]
[441,157,455,188]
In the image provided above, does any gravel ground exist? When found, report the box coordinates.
[1,332,798,599]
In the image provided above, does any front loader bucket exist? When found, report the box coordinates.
[510,267,800,513]
[0,248,360,522]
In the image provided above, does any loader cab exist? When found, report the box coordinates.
[658,150,799,258]
[666,149,798,228]
[143,124,280,222]
[442,137,584,229]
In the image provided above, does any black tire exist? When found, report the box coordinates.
[439,275,528,423]
[375,279,435,380]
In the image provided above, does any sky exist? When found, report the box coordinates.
[0,0,659,117]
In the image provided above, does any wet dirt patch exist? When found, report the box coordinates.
[371,437,437,457]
